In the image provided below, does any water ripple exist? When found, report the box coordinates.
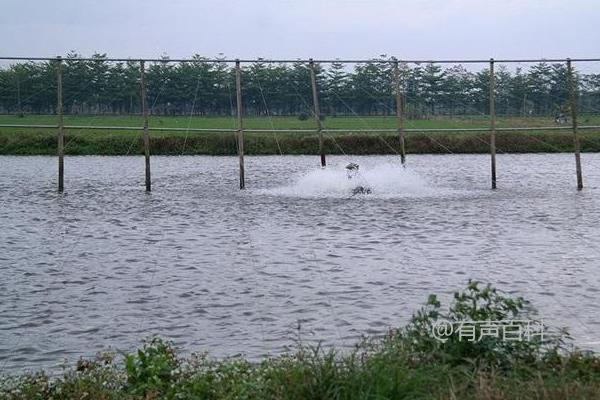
[1,154,600,372]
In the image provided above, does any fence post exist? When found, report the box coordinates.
[393,61,406,165]
[140,60,151,192]
[309,59,326,167]
[489,58,497,189]
[16,74,23,118]
[56,56,64,192]
[235,60,245,189]
[567,58,583,190]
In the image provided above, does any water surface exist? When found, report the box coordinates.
[1,154,600,372]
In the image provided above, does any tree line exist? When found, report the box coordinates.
[1,53,599,118]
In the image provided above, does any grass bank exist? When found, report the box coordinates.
[1,115,600,155]
[2,281,600,400]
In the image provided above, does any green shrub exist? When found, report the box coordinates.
[124,337,179,397]
[399,279,568,368]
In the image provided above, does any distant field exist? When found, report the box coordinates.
[1,114,599,155]
[2,114,600,130]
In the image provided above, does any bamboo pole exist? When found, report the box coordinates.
[16,74,23,118]
[2,124,600,133]
[140,61,151,192]
[567,58,583,190]
[393,61,406,165]
[489,58,497,189]
[235,60,245,189]
[56,56,64,192]
[309,59,326,167]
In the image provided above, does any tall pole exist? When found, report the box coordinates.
[140,60,151,192]
[393,61,406,165]
[16,74,23,118]
[489,58,497,190]
[56,56,64,192]
[309,59,326,167]
[567,58,583,190]
[235,60,245,189]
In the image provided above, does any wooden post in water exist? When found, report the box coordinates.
[567,58,583,190]
[393,61,406,165]
[235,60,245,189]
[140,60,151,192]
[489,58,497,189]
[56,56,64,192]
[309,59,326,167]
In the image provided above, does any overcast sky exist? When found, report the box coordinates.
[1,0,598,60]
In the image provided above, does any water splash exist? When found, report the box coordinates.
[261,163,438,198]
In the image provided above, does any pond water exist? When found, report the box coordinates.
[2,153,600,372]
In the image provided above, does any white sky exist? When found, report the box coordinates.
[1,0,599,60]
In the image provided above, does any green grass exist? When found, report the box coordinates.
[3,113,600,129]
[2,281,600,400]
[1,114,600,155]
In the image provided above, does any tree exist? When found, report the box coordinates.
[1,54,598,119]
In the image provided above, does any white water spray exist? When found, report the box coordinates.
[262,163,438,198]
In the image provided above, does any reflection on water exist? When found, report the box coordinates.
[1,154,600,372]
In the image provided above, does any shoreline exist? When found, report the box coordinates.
[3,282,600,399]
[2,130,600,156]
